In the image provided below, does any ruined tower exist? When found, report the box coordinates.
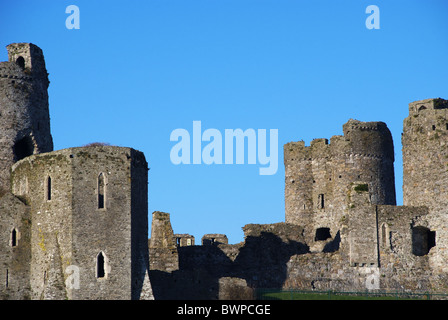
[402,98,448,273]
[284,119,396,244]
[402,98,448,211]
[0,43,53,191]
[10,146,151,299]
[0,43,53,299]
[0,43,153,300]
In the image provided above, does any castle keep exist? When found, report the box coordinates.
[0,43,152,299]
[2,42,448,299]
[284,119,396,247]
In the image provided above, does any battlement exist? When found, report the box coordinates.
[343,119,389,133]
[408,98,448,116]
[284,118,396,230]
[5,43,47,78]
[284,119,394,162]
[202,234,228,245]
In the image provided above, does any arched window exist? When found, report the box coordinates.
[418,105,427,112]
[98,173,105,209]
[11,228,18,247]
[96,251,107,278]
[16,56,25,69]
[47,176,52,201]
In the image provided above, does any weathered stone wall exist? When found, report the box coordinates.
[149,211,179,273]
[10,146,152,300]
[2,41,447,300]
[0,43,53,191]
[11,148,73,299]
[284,119,396,245]
[174,234,195,247]
[148,208,440,298]
[202,234,228,245]
[402,98,448,275]
[0,192,31,299]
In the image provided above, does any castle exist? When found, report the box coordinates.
[1,43,448,299]
[148,101,448,297]
[0,43,153,299]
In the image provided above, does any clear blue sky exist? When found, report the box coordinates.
[1,1,447,244]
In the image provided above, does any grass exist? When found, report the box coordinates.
[258,290,426,300]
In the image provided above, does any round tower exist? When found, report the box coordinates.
[0,43,53,191]
[284,119,396,246]
[340,119,396,206]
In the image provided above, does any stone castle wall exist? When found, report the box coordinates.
[402,98,448,278]
[0,43,53,191]
[9,146,151,299]
[0,43,153,300]
[149,99,448,299]
[284,119,396,246]
[2,41,448,300]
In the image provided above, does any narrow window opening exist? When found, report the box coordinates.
[318,194,325,209]
[98,173,105,209]
[47,176,51,201]
[6,269,8,288]
[11,229,17,247]
[432,125,436,131]
[97,252,105,278]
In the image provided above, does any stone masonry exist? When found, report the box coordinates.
[149,98,448,299]
[0,43,153,300]
[2,41,448,300]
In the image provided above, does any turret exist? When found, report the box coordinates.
[0,43,53,191]
[402,98,448,211]
[284,119,396,244]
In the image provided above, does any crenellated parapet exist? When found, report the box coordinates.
[284,119,396,243]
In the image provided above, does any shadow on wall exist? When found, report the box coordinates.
[149,232,309,299]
